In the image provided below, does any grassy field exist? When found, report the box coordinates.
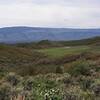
[38,46,90,58]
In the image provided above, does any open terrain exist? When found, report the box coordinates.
[0,37,100,100]
[38,46,90,58]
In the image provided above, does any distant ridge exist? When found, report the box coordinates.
[0,26,100,44]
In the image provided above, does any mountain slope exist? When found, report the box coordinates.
[0,27,100,43]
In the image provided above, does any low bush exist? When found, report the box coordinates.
[67,60,92,76]
[5,72,21,86]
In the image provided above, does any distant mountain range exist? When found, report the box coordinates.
[0,26,100,43]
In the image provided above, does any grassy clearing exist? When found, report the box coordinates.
[38,46,90,58]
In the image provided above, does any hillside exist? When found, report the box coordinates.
[0,37,100,99]
[0,44,100,100]
[62,36,100,46]
[0,37,100,75]
[0,27,100,43]
[0,44,49,75]
[15,36,100,49]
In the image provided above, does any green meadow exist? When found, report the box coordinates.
[38,46,90,58]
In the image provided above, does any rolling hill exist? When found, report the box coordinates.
[0,26,100,43]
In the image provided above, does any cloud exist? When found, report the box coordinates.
[0,0,100,28]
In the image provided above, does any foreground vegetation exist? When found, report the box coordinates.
[0,37,100,99]
[0,59,100,100]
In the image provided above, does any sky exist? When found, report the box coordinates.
[0,0,100,28]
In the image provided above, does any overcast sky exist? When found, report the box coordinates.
[0,0,100,28]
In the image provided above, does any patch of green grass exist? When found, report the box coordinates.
[38,46,90,58]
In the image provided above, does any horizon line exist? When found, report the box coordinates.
[0,25,100,29]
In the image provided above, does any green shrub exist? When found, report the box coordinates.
[68,60,91,76]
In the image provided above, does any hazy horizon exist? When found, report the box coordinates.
[0,26,100,29]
